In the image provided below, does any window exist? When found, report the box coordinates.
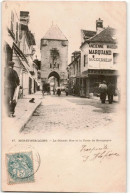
[50,48,59,63]
[113,53,119,64]
[77,61,79,73]
[77,61,78,73]
[79,58,81,72]
[53,62,56,68]
[16,22,18,43]
[84,55,88,67]
[50,48,60,69]
[11,12,14,33]
[74,65,75,75]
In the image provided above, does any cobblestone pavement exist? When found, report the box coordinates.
[22,93,118,134]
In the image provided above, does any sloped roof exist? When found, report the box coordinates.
[82,30,96,39]
[81,27,117,48]
[42,25,68,41]
[88,27,116,43]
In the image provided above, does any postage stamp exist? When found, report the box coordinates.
[6,151,34,184]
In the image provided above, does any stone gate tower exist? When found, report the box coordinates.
[40,24,68,88]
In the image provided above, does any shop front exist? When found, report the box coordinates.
[81,69,118,97]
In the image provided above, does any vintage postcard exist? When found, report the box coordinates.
[2,1,126,192]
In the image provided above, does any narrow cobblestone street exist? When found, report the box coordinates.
[22,93,118,134]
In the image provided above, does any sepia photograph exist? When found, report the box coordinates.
[2,1,126,192]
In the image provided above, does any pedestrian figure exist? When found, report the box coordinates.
[42,90,44,96]
[107,82,115,104]
[57,88,61,96]
[5,61,20,117]
[47,85,50,95]
[42,83,45,96]
[65,87,69,96]
[53,88,55,95]
[99,80,107,104]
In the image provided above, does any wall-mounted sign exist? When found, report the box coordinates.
[89,44,103,48]
[89,57,112,62]
[107,44,117,49]
[89,49,111,55]
[87,48,113,69]
[89,44,117,49]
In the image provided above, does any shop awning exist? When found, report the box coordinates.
[81,69,119,77]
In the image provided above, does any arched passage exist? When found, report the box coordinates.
[48,71,60,87]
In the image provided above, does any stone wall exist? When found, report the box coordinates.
[41,39,68,81]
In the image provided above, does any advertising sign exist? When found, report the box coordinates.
[88,48,113,69]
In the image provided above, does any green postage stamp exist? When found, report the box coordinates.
[6,152,34,184]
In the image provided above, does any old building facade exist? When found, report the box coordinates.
[68,18,119,97]
[40,25,68,91]
[3,9,39,97]
[19,11,38,96]
[68,51,81,95]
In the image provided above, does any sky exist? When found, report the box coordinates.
[7,1,126,63]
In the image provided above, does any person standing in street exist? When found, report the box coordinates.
[5,61,20,117]
[99,80,107,104]
[65,87,69,96]
[107,82,115,104]
[53,88,56,95]
[57,88,61,96]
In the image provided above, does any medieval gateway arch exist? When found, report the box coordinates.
[40,24,68,90]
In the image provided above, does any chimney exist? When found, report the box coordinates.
[96,18,103,34]
[20,11,30,26]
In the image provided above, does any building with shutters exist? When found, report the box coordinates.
[3,9,39,97]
